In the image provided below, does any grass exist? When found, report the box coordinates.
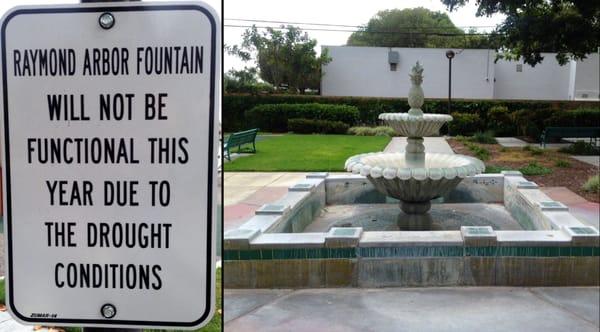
[0,278,4,305]
[522,145,544,155]
[224,134,391,171]
[519,162,552,176]
[583,175,600,193]
[0,269,222,332]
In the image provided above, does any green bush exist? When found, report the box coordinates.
[558,141,600,155]
[519,162,552,176]
[448,113,482,136]
[513,108,558,140]
[246,103,360,132]
[348,126,395,136]
[545,107,600,127]
[288,118,349,134]
[487,106,515,136]
[464,141,491,160]
[582,175,599,193]
[223,94,596,133]
[471,131,498,144]
[554,159,571,168]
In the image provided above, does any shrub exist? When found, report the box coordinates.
[448,113,482,136]
[554,159,571,168]
[519,162,552,176]
[487,106,515,136]
[348,126,395,136]
[513,108,560,140]
[471,131,498,144]
[246,103,360,132]
[464,141,491,161]
[223,94,596,133]
[288,118,349,134]
[558,141,600,155]
[545,107,600,128]
[582,175,600,193]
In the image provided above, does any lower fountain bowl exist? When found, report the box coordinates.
[345,152,485,214]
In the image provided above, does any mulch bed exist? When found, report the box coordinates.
[448,139,600,203]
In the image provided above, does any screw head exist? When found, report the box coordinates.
[99,12,115,30]
[101,303,117,319]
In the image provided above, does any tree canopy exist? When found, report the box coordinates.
[346,8,489,49]
[229,26,331,94]
[442,0,600,65]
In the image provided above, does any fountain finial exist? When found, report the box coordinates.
[408,61,425,116]
[409,61,424,85]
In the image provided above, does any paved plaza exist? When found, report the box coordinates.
[225,287,600,332]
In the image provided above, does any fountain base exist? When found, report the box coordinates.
[400,200,431,214]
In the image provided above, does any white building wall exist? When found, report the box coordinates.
[322,46,599,101]
[573,53,599,100]
[493,54,572,100]
[321,46,495,99]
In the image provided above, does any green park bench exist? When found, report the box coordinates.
[224,128,259,161]
[540,127,600,148]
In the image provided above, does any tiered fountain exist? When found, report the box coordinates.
[345,62,485,214]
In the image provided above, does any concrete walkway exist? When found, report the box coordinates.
[225,287,600,332]
[542,187,600,228]
[0,311,51,332]
[495,137,599,167]
[384,137,454,154]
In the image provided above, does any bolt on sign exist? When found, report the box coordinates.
[1,2,219,329]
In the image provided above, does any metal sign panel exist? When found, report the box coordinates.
[1,2,219,329]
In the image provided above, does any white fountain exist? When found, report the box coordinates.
[345,62,485,214]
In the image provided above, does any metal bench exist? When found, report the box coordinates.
[540,127,600,148]
[224,128,259,160]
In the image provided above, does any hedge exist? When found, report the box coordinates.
[224,94,599,138]
[245,103,359,132]
[288,118,349,134]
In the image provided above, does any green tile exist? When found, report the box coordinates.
[465,246,497,256]
[570,227,596,235]
[273,248,306,259]
[239,249,261,260]
[223,250,239,261]
[260,249,273,260]
[559,247,572,257]
[329,247,356,258]
[306,248,328,259]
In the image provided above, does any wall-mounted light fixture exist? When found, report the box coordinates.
[388,50,399,71]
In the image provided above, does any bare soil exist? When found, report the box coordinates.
[448,139,599,203]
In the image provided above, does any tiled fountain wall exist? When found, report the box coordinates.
[224,172,600,288]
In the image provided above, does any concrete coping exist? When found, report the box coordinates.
[537,201,569,212]
[306,172,329,179]
[289,182,316,192]
[359,231,463,247]
[238,215,283,233]
[544,211,587,229]
[501,170,523,177]
[250,233,326,248]
[224,228,261,250]
[496,230,572,247]
[461,226,497,246]
[517,181,539,189]
[562,226,600,246]
[256,203,291,216]
[325,227,363,248]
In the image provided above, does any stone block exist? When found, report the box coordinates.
[255,204,290,216]
[461,226,497,246]
[306,172,329,179]
[325,227,363,248]
[288,182,316,192]
[359,231,463,247]
[496,230,571,247]
[562,226,600,246]
[238,215,281,233]
[224,228,261,250]
[463,257,496,286]
[495,257,573,286]
[537,201,569,212]
[502,170,523,177]
[516,181,539,189]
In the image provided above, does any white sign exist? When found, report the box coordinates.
[1,2,219,329]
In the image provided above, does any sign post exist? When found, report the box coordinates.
[1,1,219,329]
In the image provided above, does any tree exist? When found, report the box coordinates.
[224,66,274,94]
[347,8,489,49]
[232,25,331,94]
[442,0,600,65]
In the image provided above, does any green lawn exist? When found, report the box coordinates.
[224,134,392,171]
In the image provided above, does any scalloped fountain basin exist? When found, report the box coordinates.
[379,113,452,137]
[346,152,485,214]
